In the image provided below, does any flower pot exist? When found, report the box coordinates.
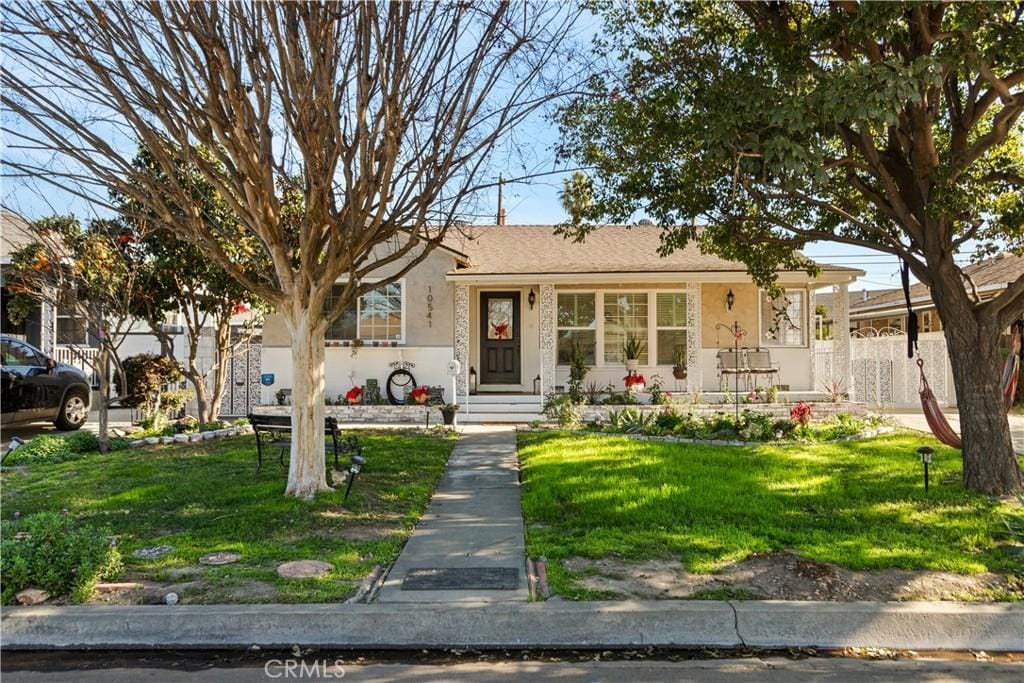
[625,359,640,372]
[672,365,687,380]
[347,399,361,406]
[441,408,457,425]
[414,396,428,405]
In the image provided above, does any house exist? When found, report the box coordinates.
[848,253,1024,335]
[259,225,863,420]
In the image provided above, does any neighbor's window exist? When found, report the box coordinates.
[56,307,87,345]
[604,292,648,364]
[325,281,403,341]
[655,292,688,365]
[761,290,805,346]
[556,293,596,365]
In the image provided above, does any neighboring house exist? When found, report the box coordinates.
[259,225,862,415]
[848,253,1024,335]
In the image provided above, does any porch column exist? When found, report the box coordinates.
[39,299,56,356]
[833,282,853,399]
[454,284,470,397]
[686,282,701,392]
[539,284,556,395]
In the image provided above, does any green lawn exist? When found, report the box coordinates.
[519,431,1024,598]
[2,431,455,603]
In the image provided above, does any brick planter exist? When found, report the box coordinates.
[253,404,442,425]
[580,401,866,424]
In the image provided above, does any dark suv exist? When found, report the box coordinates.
[1,335,92,431]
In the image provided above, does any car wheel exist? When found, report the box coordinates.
[54,391,89,431]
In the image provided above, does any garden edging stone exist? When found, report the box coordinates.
[1,600,1019,652]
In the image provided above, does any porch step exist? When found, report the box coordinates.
[461,402,543,413]
[459,411,543,424]
[459,394,542,405]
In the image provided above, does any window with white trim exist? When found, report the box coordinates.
[324,281,404,342]
[556,293,596,365]
[56,307,87,345]
[761,290,805,346]
[603,292,648,364]
[655,292,688,366]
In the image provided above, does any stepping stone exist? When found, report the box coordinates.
[133,545,175,560]
[277,560,333,579]
[199,551,242,566]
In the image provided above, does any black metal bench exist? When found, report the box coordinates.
[247,413,362,475]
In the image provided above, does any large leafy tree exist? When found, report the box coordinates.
[3,2,583,497]
[559,1,1024,494]
[116,145,265,427]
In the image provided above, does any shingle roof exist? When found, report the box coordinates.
[446,225,861,276]
[849,253,1024,314]
[0,211,34,260]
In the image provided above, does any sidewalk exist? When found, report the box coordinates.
[889,409,1024,453]
[376,426,529,603]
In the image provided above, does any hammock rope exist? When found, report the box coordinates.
[916,322,1022,450]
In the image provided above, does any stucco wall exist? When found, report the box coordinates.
[701,282,759,348]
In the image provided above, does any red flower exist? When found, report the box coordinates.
[790,401,812,426]
[232,302,250,315]
[623,373,646,389]
[410,386,430,403]
[345,386,363,403]
[491,321,510,339]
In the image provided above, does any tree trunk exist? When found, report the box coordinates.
[207,318,233,423]
[283,307,330,498]
[938,294,1024,495]
[97,345,111,452]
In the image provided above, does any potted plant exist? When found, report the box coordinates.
[345,386,363,405]
[672,346,687,380]
[440,403,459,425]
[410,386,430,405]
[622,334,644,372]
[623,373,646,393]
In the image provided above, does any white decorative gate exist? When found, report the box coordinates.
[849,330,951,408]
[221,339,263,417]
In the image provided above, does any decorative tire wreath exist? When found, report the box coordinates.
[385,367,417,405]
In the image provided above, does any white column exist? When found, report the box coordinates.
[454,284,470,397]
[539,284,556,395]
[834,282,852,399]
[686,282,701,392]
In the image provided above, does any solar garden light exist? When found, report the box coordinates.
[2,437,25,464]
[344,454,366,501]
[917,446,934,492]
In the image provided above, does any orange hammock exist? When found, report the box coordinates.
[917,327,1021,450]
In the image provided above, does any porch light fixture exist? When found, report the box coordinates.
[469,366,477,395]
[726,289,735,311]
[534,374,541,395]
[528,288,536,310]
[917,446,933,492]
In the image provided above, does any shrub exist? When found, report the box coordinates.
[232,417,250,427]
[1,513,121,604]
[160,388,194,417]
[64,431,101,453]
[543,393,586,429]
[790,401,813,426]
[200,419,228,432]
[7,435,80,465]
[114,354,184,419]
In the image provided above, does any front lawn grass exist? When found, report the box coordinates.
[518,431,1024,598]
[2,430,455,603]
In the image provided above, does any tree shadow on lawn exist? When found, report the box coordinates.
[518,432,1023,583]
[1,431,454,603]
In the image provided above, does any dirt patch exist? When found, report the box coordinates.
[563,551,1022,601]
[336,525,404,542]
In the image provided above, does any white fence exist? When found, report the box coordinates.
[53,346,101,387]
[815,331,953,408]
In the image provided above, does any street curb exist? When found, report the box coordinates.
[2,600,1021,652]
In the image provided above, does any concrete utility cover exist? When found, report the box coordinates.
[401,567,519,591]
[277,560,333,579]
[132,545,175,560]
[199,551,242,566]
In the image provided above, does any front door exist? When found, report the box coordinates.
[480,291,521,385]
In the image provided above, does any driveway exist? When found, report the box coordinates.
[1,408,136,450]
[888,408,1024,453]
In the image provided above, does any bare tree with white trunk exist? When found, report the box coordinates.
[2,2,584,497]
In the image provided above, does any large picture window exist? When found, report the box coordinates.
[655,292,688,366]
[325,281,404,342]
[556,293,596,365]
[761,290,805,346]
[56,307,87,345]
[603,293,648,364]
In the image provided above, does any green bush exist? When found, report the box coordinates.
[7,435,80,465]
[113,354,183,417]
[200,419,228,432]
[64,431,101,453]
[1,513,121,604]
[543,393,586,429]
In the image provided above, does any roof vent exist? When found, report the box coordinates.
[995,252,1006,260]
[637,218,654,225]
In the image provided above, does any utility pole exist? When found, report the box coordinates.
[497,174,506,225]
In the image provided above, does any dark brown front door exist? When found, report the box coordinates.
[480,291,521,384]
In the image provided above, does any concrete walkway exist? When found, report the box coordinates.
[376,426,529,603]
[890,409,1024,453]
